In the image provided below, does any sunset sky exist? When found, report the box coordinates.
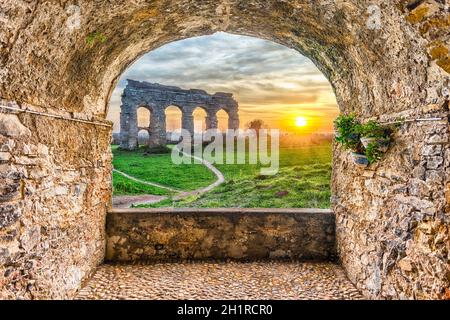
[107,32,339,134]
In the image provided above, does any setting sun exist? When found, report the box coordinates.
[295,116,308,127]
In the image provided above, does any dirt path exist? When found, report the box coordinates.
[173,149,225,199]
[112,195,168,209]
[112,150,225,208]
[113,169,180,192]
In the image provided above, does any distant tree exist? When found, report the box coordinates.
[246,119,266,134]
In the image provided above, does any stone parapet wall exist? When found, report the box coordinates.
[106,208,336,262]
[0,101,112,299]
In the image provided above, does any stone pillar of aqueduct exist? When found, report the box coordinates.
[0,1,449,300]
[119,80,240,150]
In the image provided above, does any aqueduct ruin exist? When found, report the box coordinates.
[0,1,449,299]
[119,80,239,150]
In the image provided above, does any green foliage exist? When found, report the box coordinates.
[113,143,333,208]
[334,115,395,165]
[145,145,172,154]
[365,142,383,164]
[334,114,361,151]
[358,120,388,138]
[86,32,107,47]
[113,172,170,196]
[393,117,405,129]
[246,119,266,132]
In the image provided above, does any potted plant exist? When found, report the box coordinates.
[358,120,391,152]
[334,114,369,167]
[334,114,362,151]
[365,142,383,164]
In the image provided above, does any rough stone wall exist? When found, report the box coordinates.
[334,105,450,300]
[120,80,239,150]
[0,101,112,299]
[333,1,450,300]
[106,208,336,262]
[0,0,449,299]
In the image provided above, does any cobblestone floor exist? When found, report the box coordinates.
[76,261,364,300]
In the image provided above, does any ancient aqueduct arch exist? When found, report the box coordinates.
[0,1,449,299]
[119,80,240,150]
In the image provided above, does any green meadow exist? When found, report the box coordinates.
[112,145,216,194]
[112,141,332,208]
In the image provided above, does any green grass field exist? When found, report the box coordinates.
[112,142,332,208]
[112,146,216,193]
[112,172,171,196]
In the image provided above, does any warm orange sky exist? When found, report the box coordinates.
[107,32,339,134]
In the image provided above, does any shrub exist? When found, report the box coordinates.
[365,142,383,164]
[334,115,395,165]
[334,114,362,151]
[144,145,172,155]
[358,120,388,138]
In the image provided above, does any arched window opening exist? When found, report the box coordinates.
[193,107,207,133]
[137,128,150,147]
[137,107,151,129]
[165,105,183,143]
[107,32,339,211]
[216,109,229,133]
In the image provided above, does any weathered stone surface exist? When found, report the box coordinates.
[120,81,239,149]
[0,114,31,138]
[0,0,449,300]
[0,102,112,300]
[335,111,450,299]
[106,208,336,262]
[0,178,21,202]
[0,204,22,228]
[76,262,364,300]
[0,151,11,162]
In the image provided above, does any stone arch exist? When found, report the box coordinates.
[118,81,239,145]
[119,100,159,150]
[216,106,239,131]
[0,1,449,300]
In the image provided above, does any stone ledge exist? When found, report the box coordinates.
[106,208,336,262]
[109,207,333,215]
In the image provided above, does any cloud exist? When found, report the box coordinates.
[108,32,338,132]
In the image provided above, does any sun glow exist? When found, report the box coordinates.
[295,116,308,127]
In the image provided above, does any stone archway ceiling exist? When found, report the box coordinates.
[0,1,448,119]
